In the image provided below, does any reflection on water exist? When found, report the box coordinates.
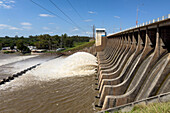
[0,54,38,66]
[0,52,98,113]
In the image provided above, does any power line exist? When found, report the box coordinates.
[30,0,73,26]
[49,0,86,32]
[66,0,84,20]
[30,0,86,33]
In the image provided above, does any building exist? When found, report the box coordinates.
[95,28,106,46]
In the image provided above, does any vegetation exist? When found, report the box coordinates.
[2,50,15,54]
[130,102,170,113]
[62,41,95,52]
[111,102,170,113]
[0,34,91,54]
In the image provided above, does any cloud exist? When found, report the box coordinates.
[84,19,93,22]
[20,22,32,26]
[0,24,8,27]
[72,27,79,32]
[22,26,32,30]
[0,0,15,9]
[88,11,96,14]
[0,24,20,30]
[0,4,11,8]
[39,14,54,17]
[42,27,50,30]
[47,32,54,34]
[9,26,19,30]
[7,1,15,3]
[114,16,120,19]
[85,31,92,35]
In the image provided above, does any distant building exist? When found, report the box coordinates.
[28,46,36,50]
[95,28,106,46]
[2,47,10,50]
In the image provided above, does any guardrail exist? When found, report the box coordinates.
[98,92,170,113]
[108,14,170,37]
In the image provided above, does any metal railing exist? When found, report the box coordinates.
[97,92,170,113]
[108,14,170,37]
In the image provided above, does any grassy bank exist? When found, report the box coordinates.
[45,41,95,55]
[111,102,170,113]
[62,41,95,52]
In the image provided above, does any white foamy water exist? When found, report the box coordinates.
[0,55,38,66]
[0,52,97,91]
[32,52,97,80]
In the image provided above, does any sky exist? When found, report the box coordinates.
[0,0,170,37]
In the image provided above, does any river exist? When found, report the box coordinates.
[0,52,98,113]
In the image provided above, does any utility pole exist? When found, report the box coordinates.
[93,25,95,40]
[120,20,122,31]
[136,7,139,26]
[136,3,144,26]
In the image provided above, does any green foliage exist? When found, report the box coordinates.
[62,41,95,52]
[0,33,90,52]
[0,43,2,50]
[16,40,31,54]
[16,40,25,50]
[110,102,170,113]
[129,102,170,113]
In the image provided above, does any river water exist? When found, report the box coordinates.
[0,52,98,113]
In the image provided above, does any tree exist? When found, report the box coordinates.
[15,35,19,38]
[16,40,24,51]
[5,36,9,38]
[16,40,31,53]
[10,44,15,50]
[29,35,34,38]
[0,43,2,50]
[20,36,24,39]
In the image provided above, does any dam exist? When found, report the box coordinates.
[95,15,170,112]
[0,14,169,112]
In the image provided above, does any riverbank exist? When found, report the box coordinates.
[46,41,95,56]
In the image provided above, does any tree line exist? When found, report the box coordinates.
[0,34,90,53]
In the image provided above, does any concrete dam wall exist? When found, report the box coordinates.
[95,17,170,110]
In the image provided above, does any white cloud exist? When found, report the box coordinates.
[39,14,54,17]
[88,11,96,14]
[0,0,15,9]
[114,16,120,19]
[22,26,32,30]
[72,27,79,32]
[21,22,32,26]
[8,1,15,3]
[9,26,19,30]
[48,32,54,34]
[84,19,93,22]
[0,24,8,27]
[0,4,11,8]
[42,27,50,30]
[85,31,92,35]
[0,24,20,30]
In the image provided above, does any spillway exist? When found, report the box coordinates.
[0,52,98,113]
